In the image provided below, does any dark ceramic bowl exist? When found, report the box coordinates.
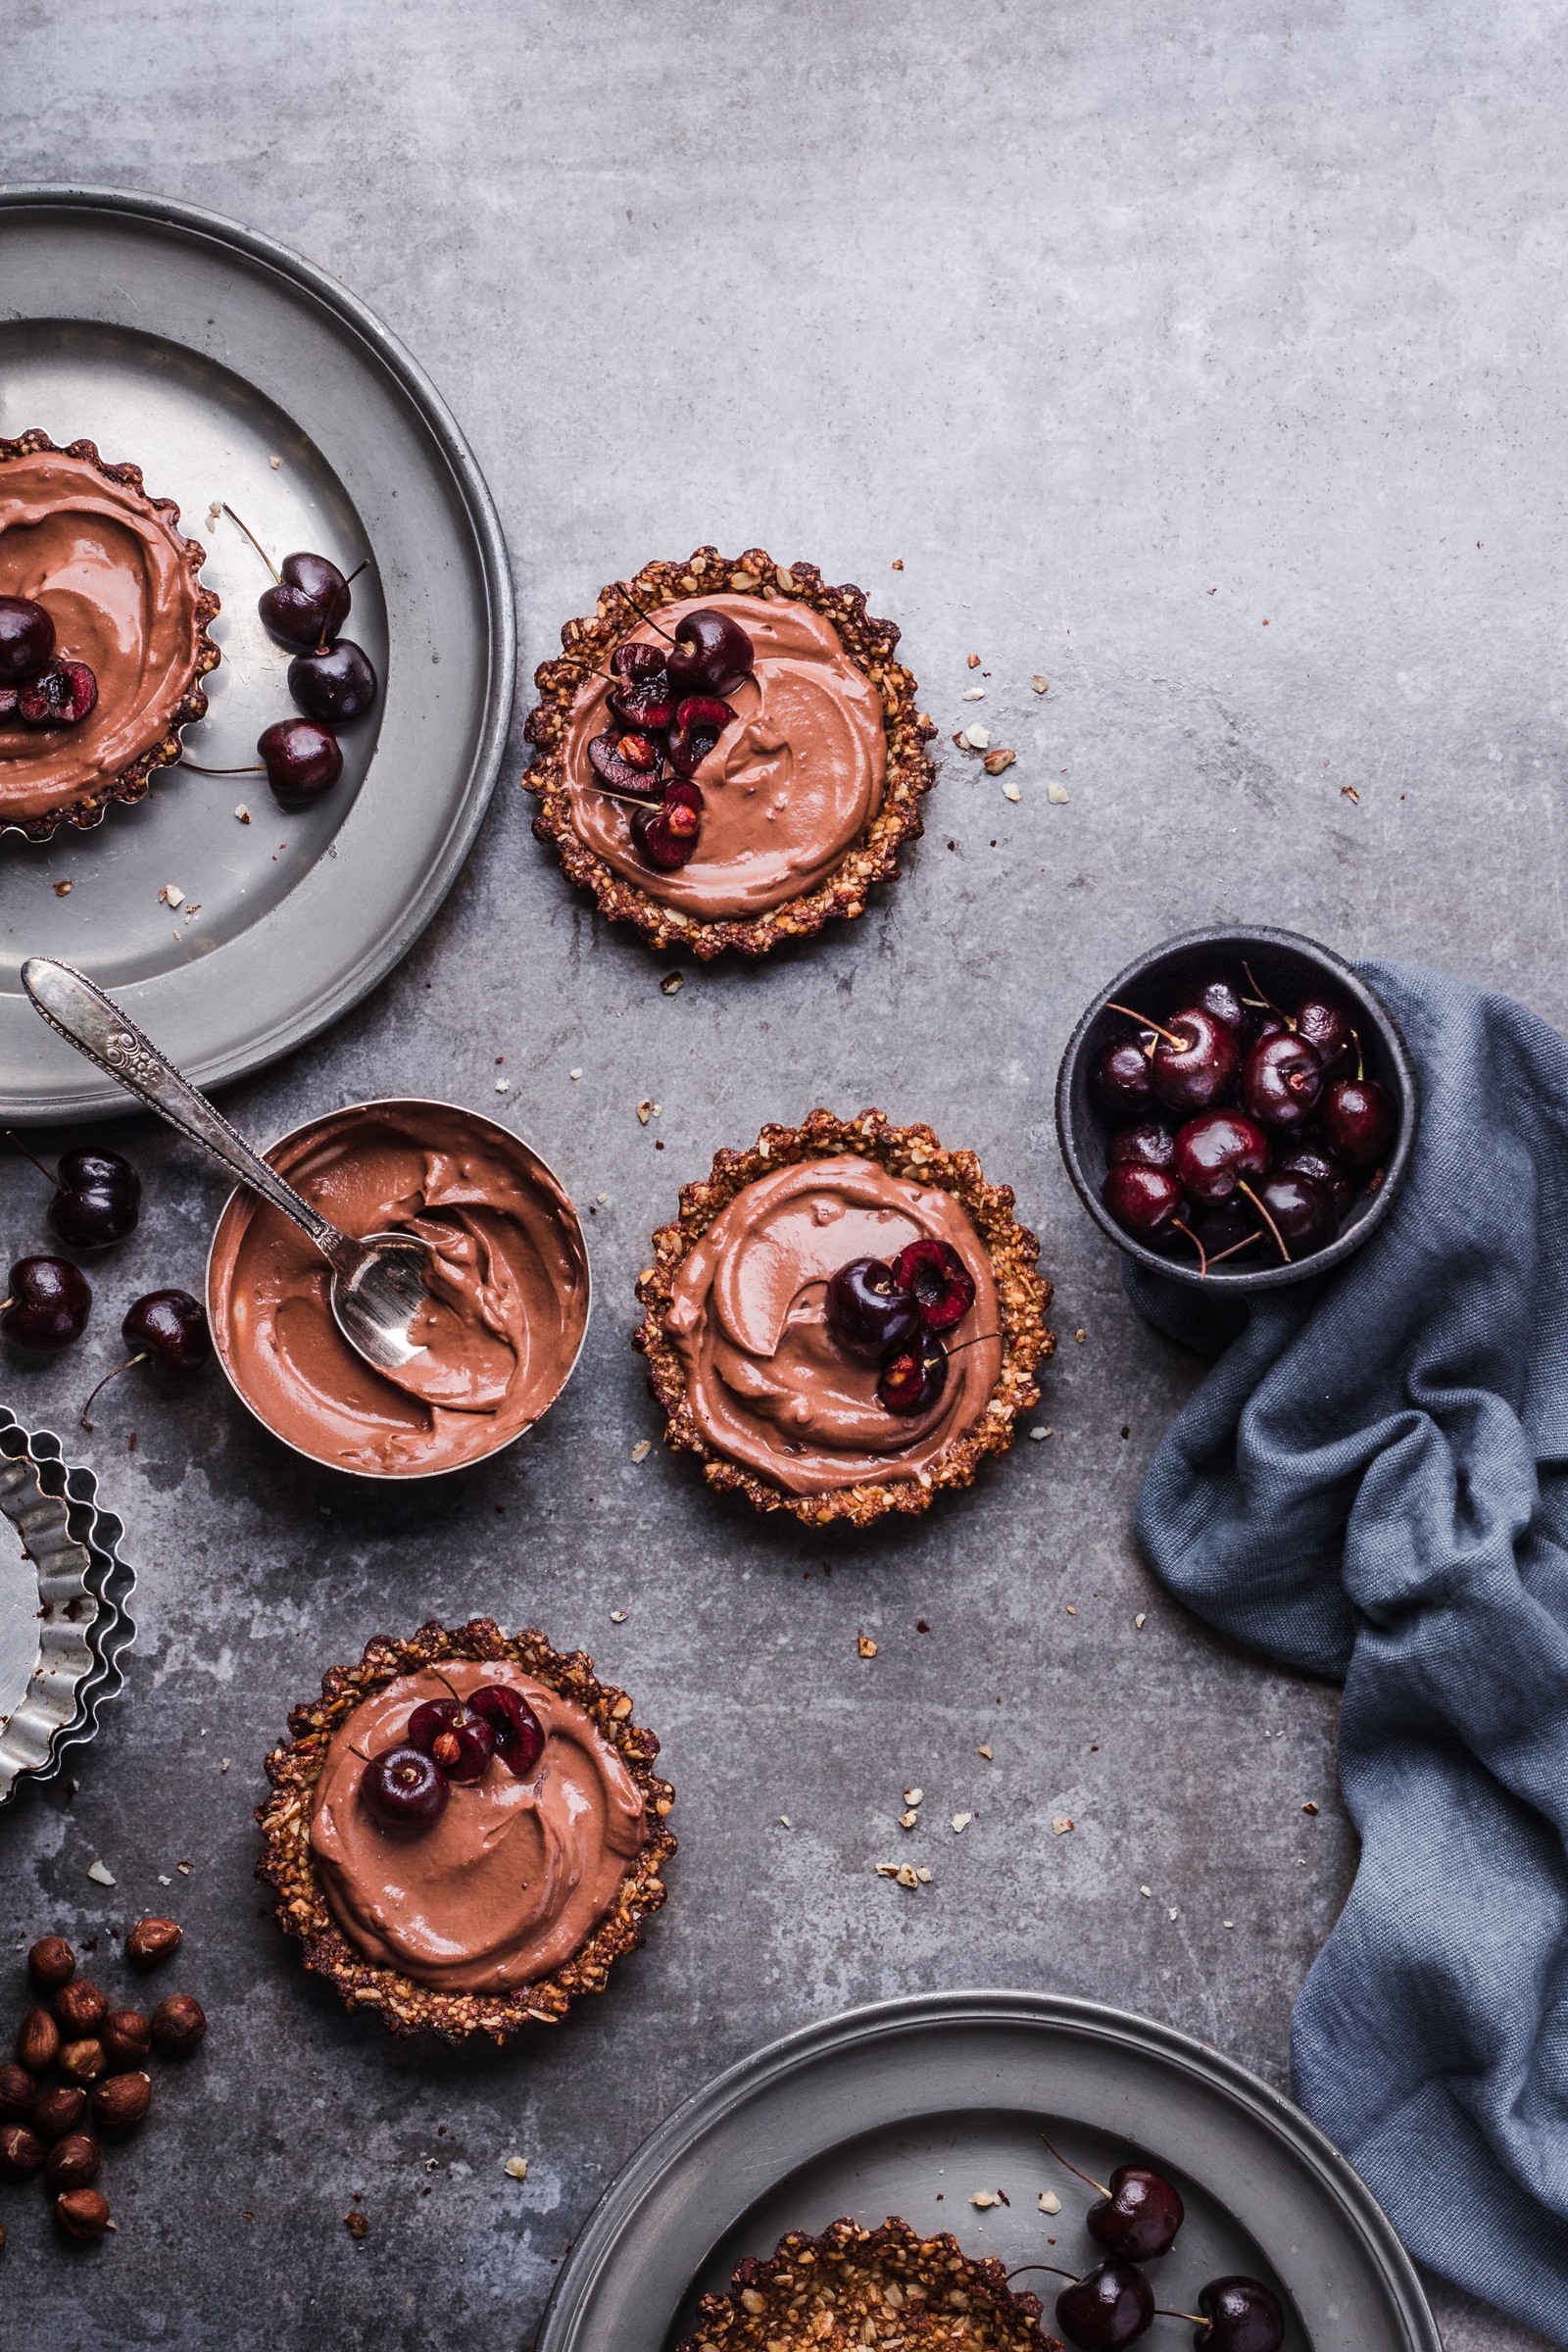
[1055,926,1417,1291]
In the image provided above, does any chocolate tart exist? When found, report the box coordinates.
[255,1617,675,2043]
[634,1108,1054,1529]
[523,547,936,960]
[0,429,220,842]
[676,2215,1057,2351]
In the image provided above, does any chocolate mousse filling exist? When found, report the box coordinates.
[0,432,220,837]
[209,1102,589,1476]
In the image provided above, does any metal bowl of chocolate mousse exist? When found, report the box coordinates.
[207,1099,591,1478]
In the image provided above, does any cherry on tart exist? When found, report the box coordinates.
[467,1683,545,1777]
[361,1743,449,1831]
[824,1256,922,1360]
[586,728,664,799]
[407,1692,494,1784]
[877,1333,949,1415]
[893,1237,977,1332]
[18,661,98,728]
[631,779,704,869]
[606,640,678,731]
[0,594,55,680]
[664,607,754,696]
[1,1255,90,1350]
[665,694,736,780]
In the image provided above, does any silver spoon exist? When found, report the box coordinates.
[21,956,431,1374]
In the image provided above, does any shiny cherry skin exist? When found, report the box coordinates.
[1092,1033,1155,1118]
[1322,1076,1395,1166]
[1240,1032,1322,1131]
[1274,1140,1354,1218]
[287,639,377,724]
[259,551,354,650]
[608,641,678,732]
[19,660,98,727]
[1255,1171,1337,1254]
[632,780,704,869]
[406,1697,493,1784]
[1294,995,1350,1067]
[1,1256,90,1350]
[362,1743,450,1831]
[877,1333,949,1415]
[1192,2276,1286,2352]
[664,608,754,697]
[49,1147,141,1250]
[123,1290,211,1372]
[1054,2261,1155,2351]
[666,695,736,780]
[0,595,55,681]
[1149,1006,1240,1115]
[1189,971,1249,1034]
[1171,1109,1269,1207]
[1193,1200,1263,1257]
[1107,1119,1176,1171]
[1103,1164,1183,1241]
[259,717,344,803]
[891,1239,976,1333]
[1086,2163,1186,2261]
[825,1258,921,1361]
[468,1684,546,1777]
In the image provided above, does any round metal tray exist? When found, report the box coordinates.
[0,184,514,1123]
[540,1989,1440,2352]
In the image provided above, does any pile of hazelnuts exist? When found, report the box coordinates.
[0,1919,205,2248]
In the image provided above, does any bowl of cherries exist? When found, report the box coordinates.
[1055,927,1416,1290]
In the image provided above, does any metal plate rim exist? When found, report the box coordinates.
[0,180,516,1121]
[539,1986,1442,2352]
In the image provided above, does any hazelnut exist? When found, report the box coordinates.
[92,2072,151,2132]
[18,2006,61,2074]
[27,1935,76,1990]
[0,2062,36,2121]
[100,2010,151,2068]
[44,2132,100,2190]
[124,1916,182,1970]
[58,2037,106,2084]
[53,1978,107,2034]
[0,2123,46,2180]
[31,2085,87,2141]
[55,2186,110,2242]
[150,1993,206,2055]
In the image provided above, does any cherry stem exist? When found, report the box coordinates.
[79,1352,147,1433]
[428,1666,470,1719]
[220,503,279,582]
[554,651,619,688]
[1205,1228,1265,1268]
[1104,1003,1190,1054]
[343,559,370,588]
[1172,1218,1208,1279]
[6,1130,61,1191]
[1156,2313,1206,2326]
[1006,2263,1080,2284]
[1038,2132,1109,2198]
[616,585,680,648]
[581,780,665,808]
[1238,1180,1291,1263]
[176,760,267,775]
[1242,960,1292,1024]
[1351,1024,1365,1083]
[944,1331,1001,1356]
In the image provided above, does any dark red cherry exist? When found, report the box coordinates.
[287,639,377,724]
[877,1333,949,1415]
[1189,972,1249,1033]
[1250,1010,1288,1046]
[1193,1200,1263,1258]
[258,551,353,650]
[1085,2164,1185,2261]
[1054,2262,1154,2351]
[1171,1109,1269,1207]
[1322,1076,1395,1166]
[19,660,98,727]
[825,1257,921,1360]
[1149,1007,1240,1114]
[0,595,55,681]
[468,1684,546,1777]
[666,695,736,779]
[608,641,678,731]
[665,608,754,697]
[1,1256,90,1350]
[1274,1140,1354,1219]
[123,1290,210,1371]
[587,728,664,800]
[891,1239,976,1333]
[1240,1032,1322,1131]
[632,779,704,869]
[1192,2277,1285,2352]
[50,1150,140,1248]
[362,1743,450,1831]
[1255,1171,1337,1255]
[1294,996,1350,1067]
[0,683,18,718]
[259,717,343,803]
[1102,1164,1183,1241]
[1092,1033,1155,1117]
[406,1695,495,1783]
[1107,1120,1176,1171]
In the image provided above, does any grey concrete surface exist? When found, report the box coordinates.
[1,2,1562,2345]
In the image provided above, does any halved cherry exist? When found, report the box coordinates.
[892,1239,976,1333]
[18,660,98,728]
[878,1333,949,1414]
[608,641,678,731]
[406,1696,494,1784]
[587,729,663,800]
[632,779,704,869]
[666,695,735,779]
[468,1684,546,1778]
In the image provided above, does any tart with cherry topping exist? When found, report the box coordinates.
[255,1618,674,2042]
[524,547,936,959]
[635,1108,1053,1528]
[0,431,220,841]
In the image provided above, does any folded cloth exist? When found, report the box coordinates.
[1123,960,1568,2344]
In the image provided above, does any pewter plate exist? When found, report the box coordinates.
[0,1406,133,1803]
[0,185,514,1123]
[539,1990,1440,2352]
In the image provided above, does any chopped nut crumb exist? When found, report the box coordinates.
[637,1100,657,1124]
[961,687,986,703]
[978,1744,993,1760]
[1065,1605,1076,1616]
[1039,2190,1061,2215]
[891,558,904,569]
[1029,1426,1050,1442]
[1032,675,1050,694]
[1341,783,1360,803]
[345,2210,368,2238]
[1135,1613,1147,1630]
[630,1440,652,1462]
[207,501,222,527]
[269,455,282,469]
[895,1864,920,1889]
[1048,781,1069,805]
[503,2156,528,2181]
[967,654,981,669]
[86,1859,115,1886]
[970,2188,1003,2207]
[903,1787,923,1807]
[1001,778,1022,803]
[1223,1920,1235,1930]
[1301,1800,1320,1815]
[53,878,73,897]
[966,724,991,749]
[952,1811,973,1834]
[660,972,684,996]
[568,1067,582,1081]
[234,804,251,823]
[1141,1885,1152,1897]
[857,1634,878,1659]
[1074,1328,1087,1344]
[1052,1817,1074,1837]
[159,884,185,907]
[494,1078,511,1092]
[610,1609,628,1624]
[983,747,1016,775]
[900,1809,919,1831]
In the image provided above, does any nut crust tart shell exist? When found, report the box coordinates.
[677,2215,1058,2351]
[0,430,220,841]
[255,1617,675,2044]
[635,1108,1054,1528]
[523,547,936,959]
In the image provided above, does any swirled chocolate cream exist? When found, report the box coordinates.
[209,1102,589,1476]
[0,436,217,831]
[309,1660,647,1994]
[664,1154,1003,1494]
